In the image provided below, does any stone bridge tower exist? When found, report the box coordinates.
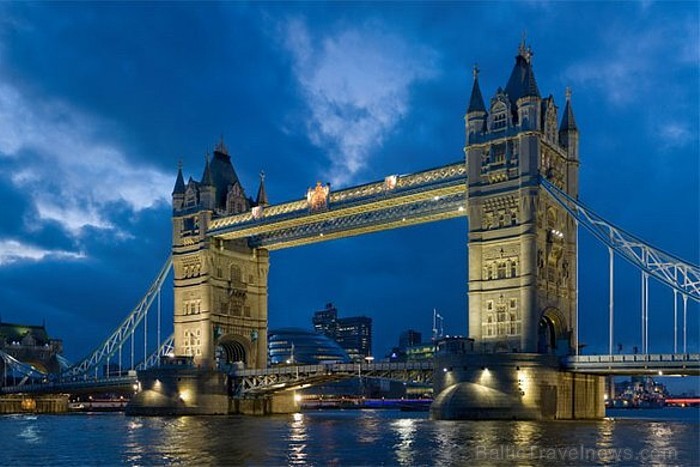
[171,140,270,369]
[465,42,580,355]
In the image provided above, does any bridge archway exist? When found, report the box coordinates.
[215,334,251,370]
[537,307,567,354]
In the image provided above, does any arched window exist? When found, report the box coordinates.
[497,262,506,279]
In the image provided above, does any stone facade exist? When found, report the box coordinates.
[172,140,270,369]
[465,41,580,355]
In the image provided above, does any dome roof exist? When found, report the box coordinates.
[268,328,350,365]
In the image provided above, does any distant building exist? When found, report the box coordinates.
[268,328,350,365]
[399,330,422,350]
[0,321,63,374]
[312,303,338,337]
[312,303,372,362]
[336,316,372,361]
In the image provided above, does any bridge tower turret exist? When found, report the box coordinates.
[171,140,269,370]
[465,41,579,355]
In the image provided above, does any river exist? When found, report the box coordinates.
[0,408,697,465]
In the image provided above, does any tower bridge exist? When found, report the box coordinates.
[2,42,698,419]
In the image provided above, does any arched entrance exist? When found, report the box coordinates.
[537,308,567,354]
[215,335,251,371]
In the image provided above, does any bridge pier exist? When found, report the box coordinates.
[430,353,604,420]
[232,392,299,415]
[126,363,230,416]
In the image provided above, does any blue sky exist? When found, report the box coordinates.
[0,2,697,388]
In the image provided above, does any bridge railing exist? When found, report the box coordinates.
[569,353,700,363]
[231,361,435,377]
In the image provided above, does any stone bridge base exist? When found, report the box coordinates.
[0,394,69,414]
[232,392,299,415]
[430,353,604,420]
[126,366,229,416]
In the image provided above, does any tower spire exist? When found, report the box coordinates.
[256,170,269,207]
[467,64,486,114]
[172,160,186,195]
[560,86,578,132]
[201,152,214,186]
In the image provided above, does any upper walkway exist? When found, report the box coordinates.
[207,162,467,250]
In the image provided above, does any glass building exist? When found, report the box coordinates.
[268,328,351,365]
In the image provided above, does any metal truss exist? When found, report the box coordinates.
[541,177,700,302]
[0,349,47,387]
[252,191,467,250]
[208,161,467,248]
[565,353,700,376]
[135,334,174,371]
[59,256,173,379]
[230,362,434,396]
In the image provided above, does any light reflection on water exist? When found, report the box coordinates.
[0,409,696,466]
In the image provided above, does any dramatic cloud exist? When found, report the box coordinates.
[0,81,172,237]
[282,18,438,186]
[0,239,84,266]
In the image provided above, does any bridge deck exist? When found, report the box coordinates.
[565,353,700,375]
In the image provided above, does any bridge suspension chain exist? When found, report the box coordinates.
[59,256,173,380]
[0,349,47,387]
[541,177,700,303]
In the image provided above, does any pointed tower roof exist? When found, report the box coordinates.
[559,87,578,132]
[201,152,214,186]
[256,171,269,206]
[504,39,540,104]
[172,161,186,195]
[467,64,486,113]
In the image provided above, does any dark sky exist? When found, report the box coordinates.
[0,3,697,390]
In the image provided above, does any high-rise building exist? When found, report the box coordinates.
[336,316,372,361]
[312,303,338,337]
[399,329,422,350]
[312,303,372,362]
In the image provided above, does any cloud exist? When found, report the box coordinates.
[281,18,438,186]
[564,19,698,107]
[0,239,85,266]
[0,81,172,237]
[659,122,696,151]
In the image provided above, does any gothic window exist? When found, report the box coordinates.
[497,262,506,279]
[492,143,506,164]
[492,103,507,131]
[231,265,242,283]
[510,211,517,225]
[487,300,494,311]
[509,298,517,309]
[510,261,517,278]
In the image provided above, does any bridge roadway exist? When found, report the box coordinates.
[565,353,700,376]
[3,354,698,396]
[229,361,434,396]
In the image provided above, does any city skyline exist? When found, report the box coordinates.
[0,2,697,389]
